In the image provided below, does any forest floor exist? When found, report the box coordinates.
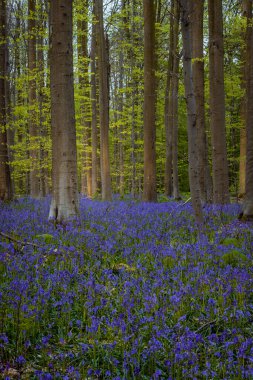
[0,197,253,379]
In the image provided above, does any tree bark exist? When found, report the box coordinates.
[143,0,157,202]
[191,0,211,203]
[179,0,203,226]
[239,0,248,197]
[208,0,230,204]
[90,16,98,197]
[28,0,40,198]
[242,1,253,218]
[171,0,180,200]
[77,1,92,198]
[49,0,79,222]
[0,0,12,201]
[94,0,112,201]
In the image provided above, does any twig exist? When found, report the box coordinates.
[0,231,39,248]
[194,319,218,334]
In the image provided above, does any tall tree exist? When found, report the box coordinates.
[179,0,203,225]
[0,0,12,201]
[48,0,79,222]
[143,0,157,202]
[208,0,230,204]
[77,0,92,197]
[239,0,248,197]
[242,0,253,219]
[164,0,175,197]
[171,0,180,200]
[28,0,40,197]
[94,0,112,201]
[90,16,99,197]
[191,0,211,203]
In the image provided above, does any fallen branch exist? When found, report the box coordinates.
[0,231,39,248]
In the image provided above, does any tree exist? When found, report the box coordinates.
[94,0,112,201]
[77,0,92,197]
[90,14,98,197]
[239,0,248,197]
[143,0,157,202]
[170,0,180,200]
[208,0,230,204]
[48,0,79,222]
[241,0,253,219]
[191,0,211,203]
[179,0,203,225]
[0,0,12,201]
[164,0,175,197]
[28,0,40,198]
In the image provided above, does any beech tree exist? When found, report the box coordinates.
[0,0,12,201]
[191,0,211,203]
[239,0,248,197]
[28,0,40,198]
[179,0,203,225]
[143,0,157,202]
[48,0,79,222]
[208,0,230,204]
[94,0,112,201]
[242,0,253,219]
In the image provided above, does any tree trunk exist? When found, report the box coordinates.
[208,0,230,204]
[37,0,49,197]
[143,0,157,202]
[94,0,112,201]
[171,0,180,200]
[0,0,12,201]
[49,0,79,222]
[28,0,40,198]
[90,17,98,197]
[192,0,211,203]
[239,0,248,198]
[242,1,253,218]
[179,0,203,226]
[77,2,92,197]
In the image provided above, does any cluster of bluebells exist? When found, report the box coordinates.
[0,196,253,379]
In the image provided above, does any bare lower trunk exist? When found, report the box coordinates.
[94,0,112,201]
[180,0,203,226]
[143,0,157,202]
[0,0,12,201]
[192,0,210,203]
[49,0,79,222]
[208,0,230,204]
[28,0,40,198]
[242,1,253,218]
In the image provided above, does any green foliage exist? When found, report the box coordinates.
[35,234,55,244]
[221,250,248,267]
[221,237,242,248]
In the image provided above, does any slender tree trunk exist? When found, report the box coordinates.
[94,0,112,201]
[118,0,126,196]
[239,0,248,197]
[208,0,230,204]
[179,0,203,226]
[37,0,48,197]
[28,0,40,198]
[192,0,211,203]
[0,0,12,201]
[143,0,157,202]
[242,1,253,218]
[77,2,92,197]
[171,0,180,200]
[49,0,79,222]
[90,18,98,197]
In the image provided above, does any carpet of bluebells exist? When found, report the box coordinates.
[0,197,253,379]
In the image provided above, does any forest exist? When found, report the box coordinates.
[1,0,253,379]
